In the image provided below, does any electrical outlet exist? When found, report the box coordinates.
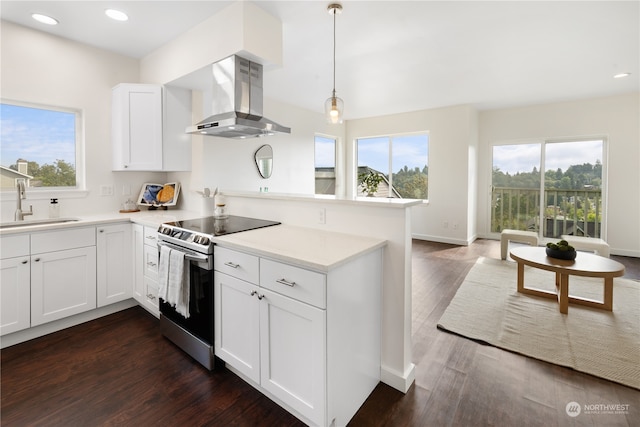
[100,185,114,196]
[318,208,326,224]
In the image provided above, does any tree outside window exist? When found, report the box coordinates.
[356,133,428,200]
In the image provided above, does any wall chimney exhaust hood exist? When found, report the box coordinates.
[186,55,290,139]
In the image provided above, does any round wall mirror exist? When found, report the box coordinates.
[254,144,273,179]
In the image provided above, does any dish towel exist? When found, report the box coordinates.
[158,246,191,319]
[158,245,171,301]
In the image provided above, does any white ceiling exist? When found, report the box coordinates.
[2,1,638,120]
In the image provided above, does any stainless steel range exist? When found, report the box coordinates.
[156,215,280,370]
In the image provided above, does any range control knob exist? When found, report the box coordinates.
[158,225,172,235]
[193,235,210,245]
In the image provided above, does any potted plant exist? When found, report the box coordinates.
[359,170,384,197]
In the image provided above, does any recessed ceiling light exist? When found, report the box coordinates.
[32,13,58,25]
[105,9,128,22]
[613,72,631,79]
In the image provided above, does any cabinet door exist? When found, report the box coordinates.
[259,288,326,426]
[112,84,162,171]
[97,224,133,307]
[214,272,260,383]
[143,245,159,281]
[0,257,31,335]
[142,276,160,318]
[31,247,97,326]
[132,224,144,303]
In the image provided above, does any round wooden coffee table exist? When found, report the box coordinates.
[509,246,625,314]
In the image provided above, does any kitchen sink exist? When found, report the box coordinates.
[0,217,81,229]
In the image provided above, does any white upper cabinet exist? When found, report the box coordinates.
[112,83,192,171]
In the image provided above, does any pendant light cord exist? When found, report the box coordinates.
[332,8,337,97]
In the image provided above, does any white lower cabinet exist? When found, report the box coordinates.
[259,287,326,424]
[97,223,133,307]
[215,273,261,382]
[133,224,159,317]
[0,256,31,335]
[31,246,97,326]
[1,234,31,336]
[215,245,381,427]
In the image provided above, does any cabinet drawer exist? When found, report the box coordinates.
[1,234,29,258]
[143,226,158,246]
[31,227,95,254]
[143,245,159,280]
[214,246,259,284]
[260,259,326,309]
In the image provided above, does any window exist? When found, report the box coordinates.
[315,135,336,195]
[491,139,605,238]
[1,100,82,190]
[356,133,429,199]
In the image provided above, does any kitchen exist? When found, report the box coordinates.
[1,1,639,426]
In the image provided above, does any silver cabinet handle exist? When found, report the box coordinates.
[147,261,157,267]
[21,260,28,264]
[34,258,41,262]
[224,261,240,269]
[276,278,296,287]
[146,236,156,240]
[147,294,156,300]
[250,290,264,300]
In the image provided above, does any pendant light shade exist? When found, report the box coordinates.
[326,3,343,124]
[325,91,344,124]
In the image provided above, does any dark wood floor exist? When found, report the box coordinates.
[2,239,638,426]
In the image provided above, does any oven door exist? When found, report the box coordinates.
[157,241,214,347]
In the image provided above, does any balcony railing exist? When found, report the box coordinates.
[491,187,602,238]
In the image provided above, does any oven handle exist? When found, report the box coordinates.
[157,241,210,262]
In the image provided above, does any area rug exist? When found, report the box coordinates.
[437,257,640,390]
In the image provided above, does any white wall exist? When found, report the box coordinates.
[0,21,166,221]
[172,97,345,215]
[346,104,479,245]
[477,93,640,256]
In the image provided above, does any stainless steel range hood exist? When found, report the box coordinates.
[186,55,290,139]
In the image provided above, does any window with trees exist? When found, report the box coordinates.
[491,139,605,239]
[1,100,82,190]
[356,133,428,199]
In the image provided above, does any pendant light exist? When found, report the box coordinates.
[325,3,344,124]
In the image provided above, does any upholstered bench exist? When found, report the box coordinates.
[500,229,538,260]
[561,235,610,258]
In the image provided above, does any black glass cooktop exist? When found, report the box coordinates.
[166,215,280,237]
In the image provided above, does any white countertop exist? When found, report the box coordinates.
[1,211,386,272]
[223,190,423,208]
[213,224,386,272]
[0,209,200,235]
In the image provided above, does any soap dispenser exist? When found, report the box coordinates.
[49,198,60,218]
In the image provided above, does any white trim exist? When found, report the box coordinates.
[380,363,416,393]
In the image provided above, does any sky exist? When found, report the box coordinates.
[493,140,603,175]
[357,134,429,173]
[1,103,76,168]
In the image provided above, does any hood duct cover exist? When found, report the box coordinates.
[186,55,291,138]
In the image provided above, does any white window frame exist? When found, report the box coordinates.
[355,131,429,201]
[489,136,608,241]
[1,99,87,199]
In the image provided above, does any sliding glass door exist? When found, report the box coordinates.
[491,139,605,239]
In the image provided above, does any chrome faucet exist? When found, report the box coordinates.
[15,179,33,221]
